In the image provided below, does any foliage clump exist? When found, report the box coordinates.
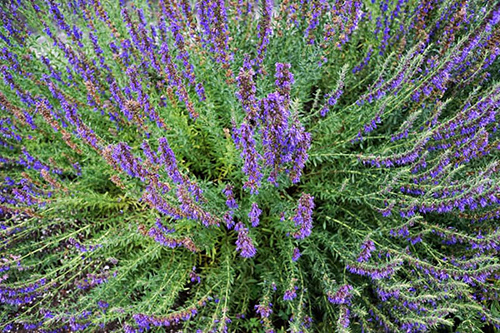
[1,0,500,332]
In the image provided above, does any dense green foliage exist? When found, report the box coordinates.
[1,0,500,332]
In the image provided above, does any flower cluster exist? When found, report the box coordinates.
[248,202,262,227]
[1,0,500,332]
[132,298,207,331]
[357,239,375,262]
[255,302,272,318]
[68,237,102,253]
[233,62,311,191]
[283,287,298,301]
[291,193,315,239]
[0,278,46,306]
[235,222,256,258]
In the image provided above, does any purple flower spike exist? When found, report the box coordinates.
[292,193,315,239]
[283,287,297,301]
[248,202,262,227]
[235,222,256,258]
[327,284,354,305]
[255,303,273,318]
[357,239,376,262]
[292,247,301,261]
[223,184,238,210]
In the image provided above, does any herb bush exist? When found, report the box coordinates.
[1,0,500,331]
